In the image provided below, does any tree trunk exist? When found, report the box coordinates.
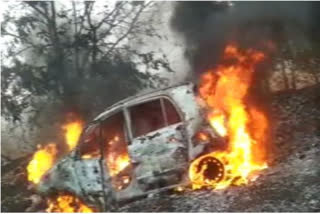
[72,1,80,77]
[50,1,68,97]
[85,2,98,73]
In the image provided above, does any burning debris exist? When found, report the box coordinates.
[189,44,269,189]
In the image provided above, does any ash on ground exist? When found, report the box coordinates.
[1,84,320,212]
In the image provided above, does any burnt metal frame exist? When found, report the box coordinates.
[73,93,191,210]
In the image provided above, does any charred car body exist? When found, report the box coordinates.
[37,82,222,211]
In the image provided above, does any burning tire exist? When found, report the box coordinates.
[189,155,225,188]
[198,156,224,183]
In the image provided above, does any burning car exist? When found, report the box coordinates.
[36,82,222,211]
[35,44,270,212]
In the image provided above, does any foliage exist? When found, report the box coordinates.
[1,1,172,124]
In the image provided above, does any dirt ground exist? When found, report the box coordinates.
[1,84,320,212]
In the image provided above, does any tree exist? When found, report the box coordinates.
[1,1,172,125]
[266,20,320,92]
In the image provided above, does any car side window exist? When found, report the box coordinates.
[130,99,165,138]
[129,98,182,138]
[79,123,101,159]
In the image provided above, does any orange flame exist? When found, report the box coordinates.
[106,135,130,176]
[27,120,83,185]
[27,144,58,184]
[63,121,83,151]
[108,153,130,176]
[208,110,227,137]
[27,119,91,212]
[197,132,210,141]
[189,44,269,189]
[46,194,94,213]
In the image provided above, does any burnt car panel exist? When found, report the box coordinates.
[37,152,82,196]
[37,82,211,211]
[129,123,188,190]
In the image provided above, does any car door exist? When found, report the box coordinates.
[74,122,106,209]
[127,97,189,191]
[99,110,133,190]
[97,109,143,205]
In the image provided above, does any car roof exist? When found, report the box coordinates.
[93,81,194,121]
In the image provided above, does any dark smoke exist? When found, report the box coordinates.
[171,1,319,74]
[171,2,320,161]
